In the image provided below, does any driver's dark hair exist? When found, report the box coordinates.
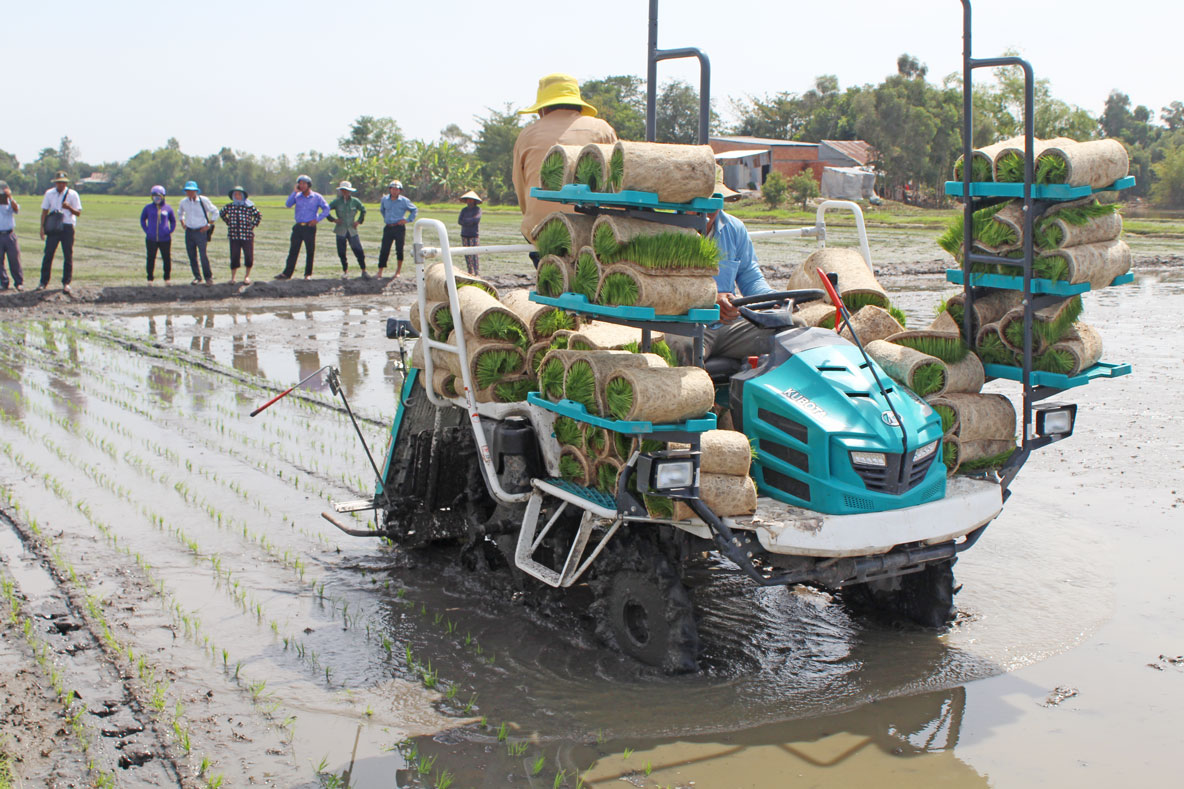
[543,104,584,113]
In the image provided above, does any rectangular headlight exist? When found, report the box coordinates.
[653,460,695,490]
[850,451,887,468]
[1035,403,1076,437]
[913,440,938,462]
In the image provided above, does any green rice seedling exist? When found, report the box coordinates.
[1032,256,1070,282]
[475,349,522,389]
[477,311,529,348]
[893,334,969,363]
[609,148,625,191]
[569,339,592,351]
[598,273,640,307]
[594,224,720,271]
[585,427,606,455]
[888,305,908,328]
[494,378,534,402]
[995,151,1024,183]
[595,460,618,494]
[943,440,959,470]
[463,693,477,714]
[533,219,573,258]
[433,308,454,340]
[537,309,577,338]
[550,334,570,351]
[539,358,565,399]
[435,769,455,789]
[933,404,956,434]
[605,377,634,421]
[817,312,837,330]
[613,432,633,458]
[506,741,529,757]
[1035,154,1067,184]
[572,251,600,300]
[575,152,608,191]
[553,770,567,789]
[911,363,947,397]
[458,279,498,298]
[1033,347,1076,374]
[558,454,584,483]
[497,722,509,742]
[936,202,1008,258]
[554,416,583,446]
[539,150,568,191]
[960,446,1017,472]
[531,346,549,374]
[622,747,634,760]
[418,754,437,775]
[564,361,597,411]
[953,155,993,182]
[622,339,676,367]
[1003,296,1082,349]
[644,495,674,519]
[841,291,890,312]
[532,755,546,776]
[644,761,653,776]
[536,260,566,297]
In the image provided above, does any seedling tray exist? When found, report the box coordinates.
[945,270,1133,296]
[537,477,619,511]
[530,184,723,213]
[943,176,1135,200]
[983,361,1131,389]
[527,393,717,435]
[529,292,720,324]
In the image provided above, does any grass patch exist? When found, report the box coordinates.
[574,152,608,191]
[554,416,583,447]
[593,222,719,270]
[572,250,600,300]
[1003,296,1082,348]
[595,461,618,493]
[536,260,565,297]
[539,150,567,191]
[605,377,634,421]
[539,358,565,399]
[533,218,572,258]
[894,334,969,363]
[933,403,956,434]
[976,332,1016,365]
[494,378,534,402]
[959,446,1016,472]
[558,454,585,483]
[598,272,640,307]
[564,361,597,412]
[477,311,529,348]
[911,363,947,397]
[535,309,575,337]
[474,349,521,389]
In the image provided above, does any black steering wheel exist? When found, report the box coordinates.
[731,288,828,329]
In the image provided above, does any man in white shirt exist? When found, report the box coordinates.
[176,180,219,285]
[37,171,82,292]
[0,180,22,291]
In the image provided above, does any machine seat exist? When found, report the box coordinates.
[704,356,745,384]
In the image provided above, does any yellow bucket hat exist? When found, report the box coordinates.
[518,73,597,117]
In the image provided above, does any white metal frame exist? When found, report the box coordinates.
[514,484,623,587]
[748,199,873,273]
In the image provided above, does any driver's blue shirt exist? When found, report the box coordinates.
[711,210,772,297]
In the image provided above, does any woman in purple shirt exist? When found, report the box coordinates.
[457,190,483,275]
[140,185,177,284]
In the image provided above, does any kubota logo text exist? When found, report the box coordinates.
[782,388,826,418]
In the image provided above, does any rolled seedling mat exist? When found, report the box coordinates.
[611,141,717,203]
[944,437,1017,475]
[565,350,667,415]
[431,368,459,399]
[1036,239,1131,288]
[839,305,905,345]
[558,445,593,487]
[974,322,1017,366]
[441,331,526,390]
[1034,322,1103,376]
[501,288,578,339]
[886,329,969,364]
[590,215,715,274]
[1036,139,1129,188]
[787,247,888,310]
[865,340,950,398]
[527,340,553,375]
[603,366,714,423]
[573,143,617,192]
[529,211,595,261]
[928,309,961,335]
[539,143,584,191]
[992,136,1076,182]
[999,296,1083,354]
[943,352,986,395]
[475,374,535,404]
[424,263,498,302]
[592,456,624,494]
[455,286,530,348]
[671,473,758,520]
[953,135,1024,181]
[794,301,838,328]
[946,291,1023,339]
[571,246,602,301]
[584,425,612,459]
[598,265,718,315]
[409,337,456,373]
[984,199,1122,255]
[927,393,1016,443]
[537,349,582,402]
[569,321,660,351]
[553,415,585,449]
[535,254,573,298]
[669,429,753,477]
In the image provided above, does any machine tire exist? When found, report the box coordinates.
[842,558,958,629]
[593,552,699,673]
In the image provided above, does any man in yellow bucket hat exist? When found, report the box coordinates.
[512,73,617,247]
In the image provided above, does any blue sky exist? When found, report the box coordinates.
[7,0,1178,164]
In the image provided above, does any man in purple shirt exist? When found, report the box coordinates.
[276,175,330,280]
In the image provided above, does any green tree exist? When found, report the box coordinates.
[729,91,807,139]
[473,104,522,205]
[655,79,717,144]
[579,76,645,141]
[761,170,789,208]
[338,116,404,159]
[1150,142,1184,206]
[0,149,31,192]
[1162,101,1184,132]
[787,171,820,208]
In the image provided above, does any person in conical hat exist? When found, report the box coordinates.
[457,190,483,275]
[328,180,368,278]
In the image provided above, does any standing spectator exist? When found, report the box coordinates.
[0,181,22,291]
[139,185,176,285]
[457,190,483,275]
[378,180,416,278]
[327,181,368,278]
[276,174,330,280]
[219,185,262,284]
[37,171,82,293]
[177,180,218,285]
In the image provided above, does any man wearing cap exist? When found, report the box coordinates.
[0,181,22,291]
[219,186,262,284]
[378,181,416,278]
[328,181,368,278]
[512,73,617,248]
[277,175,330,280]
[37,171,82,292]
[667,169,774,367]
[177,180,219,285]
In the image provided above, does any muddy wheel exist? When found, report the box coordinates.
[592,546,699,673]
[842,558,958,629]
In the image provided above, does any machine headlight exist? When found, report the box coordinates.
[1034,403,1076,438]
[653,460,695,490]
[850,451,887,468]
[913,440,938,463]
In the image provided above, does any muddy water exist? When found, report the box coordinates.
[1,268,1181,787]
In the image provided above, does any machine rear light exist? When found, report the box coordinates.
[850,451,887,468]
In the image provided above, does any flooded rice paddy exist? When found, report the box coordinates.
[0,266,1182,787]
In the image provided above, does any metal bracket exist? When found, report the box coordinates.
[514,489,621,588]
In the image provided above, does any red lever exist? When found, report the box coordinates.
[747,355,759,369]
[816,267,843,332]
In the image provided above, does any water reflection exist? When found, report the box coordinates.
[0,325,24,420]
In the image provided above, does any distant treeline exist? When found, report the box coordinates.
[3,58,1182,206]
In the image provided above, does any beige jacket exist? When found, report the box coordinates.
[512,109,617,239]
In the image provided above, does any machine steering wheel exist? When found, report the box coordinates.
[731,289,828,329]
